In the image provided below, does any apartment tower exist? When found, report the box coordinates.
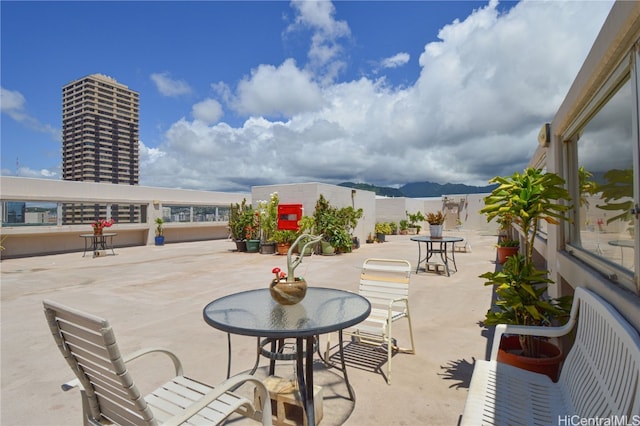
[61,74,140,224]
[62,74,139,184]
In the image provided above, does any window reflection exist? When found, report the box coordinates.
[575,78,635,274]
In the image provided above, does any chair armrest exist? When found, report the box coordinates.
[388,297,408,308]
[61,348,183,392]
[162,374,272,426]
[123,347,184,376]
[61,378,81,392]
[490,318,577,360]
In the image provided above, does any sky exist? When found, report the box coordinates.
[1,0,615,193]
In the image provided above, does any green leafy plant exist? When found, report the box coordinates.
[229,199,252,241]
[272,230,297,245]
[406,210,425,233]
[481,168,572,263]
[155,217,164,236]
[596,168,634,235]
[480,254,571,328]
[313,195,362,253]
[257,192,279,243]
[374,222,392,234]
[497,238,519,248]
[479,168,573,357]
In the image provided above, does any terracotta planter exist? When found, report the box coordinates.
[497,335,563,382]
[276,243,290,255]
[269,278,307,305]
[497,246,519,264]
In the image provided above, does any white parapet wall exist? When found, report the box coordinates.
[0,177,249,258]
[1,177,497,258]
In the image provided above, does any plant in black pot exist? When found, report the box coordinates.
[229,199,252,252]
[374,222,392,243]
[479,168,573,380]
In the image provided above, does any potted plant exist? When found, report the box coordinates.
[389,221,398,235]
[479,167,573,381]
[272,230,297,255]
[496,238,519,264]
[374,222,392,242]
[154,217,165,246]
[91,218,115,235]
[426,211,445,238]
[406,211,424,234]
[229,199,251,252]
[258,192,279,255]
[313,195,362,254]
[269,234,323,305]
[296,216,317,256]
[243,210,261,253]
[399,219,409,235]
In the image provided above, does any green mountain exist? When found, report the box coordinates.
[339,181,496,198]
[338,182,404,197]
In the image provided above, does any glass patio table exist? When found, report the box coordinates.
[203,287,371,426]
[79,232,116,257]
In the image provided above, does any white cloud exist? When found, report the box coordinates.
[192,99,223,125]
[140,0,614,191]
[233,59,324,117]
[381,53,410,69]
[288,0,351,83]
[150,72,192,96]
[1,87,61,140]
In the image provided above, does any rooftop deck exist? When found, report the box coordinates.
[1,230,498,425]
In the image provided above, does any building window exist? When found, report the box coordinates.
[566,53,638,293]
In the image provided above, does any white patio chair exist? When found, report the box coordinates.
[43,300,272,426]
[344,258,415,384]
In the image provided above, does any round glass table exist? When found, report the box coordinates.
[410,235,463,276]
[203,287,371,426]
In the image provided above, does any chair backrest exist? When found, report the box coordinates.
[358,258,411,309]
[559,287,640,417]
[43,300,156,425]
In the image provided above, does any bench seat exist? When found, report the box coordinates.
[461,287,640,425]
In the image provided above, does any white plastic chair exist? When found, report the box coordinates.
[345,258,415,384]
[43,300,272,426]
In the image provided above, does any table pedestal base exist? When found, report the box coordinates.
[255,376,323,426]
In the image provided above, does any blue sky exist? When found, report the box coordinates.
[1,0,614,192]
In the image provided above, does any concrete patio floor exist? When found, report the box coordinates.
[1,230,498,426]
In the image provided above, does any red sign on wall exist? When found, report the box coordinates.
[277,204,303,230]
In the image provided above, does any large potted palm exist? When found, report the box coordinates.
[479,168,573,381]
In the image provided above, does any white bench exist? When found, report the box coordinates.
[461,287,640,425]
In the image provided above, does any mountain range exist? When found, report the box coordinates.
[339,181,497,198]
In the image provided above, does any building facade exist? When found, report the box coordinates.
[61,74,140,224]
[62,74,139,184]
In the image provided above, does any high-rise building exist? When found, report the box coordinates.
[61,75,141,225]
[62,74,139,184]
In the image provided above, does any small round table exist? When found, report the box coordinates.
[203,287,371,426]
[410,235,464,276]
[79,233,116,257]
